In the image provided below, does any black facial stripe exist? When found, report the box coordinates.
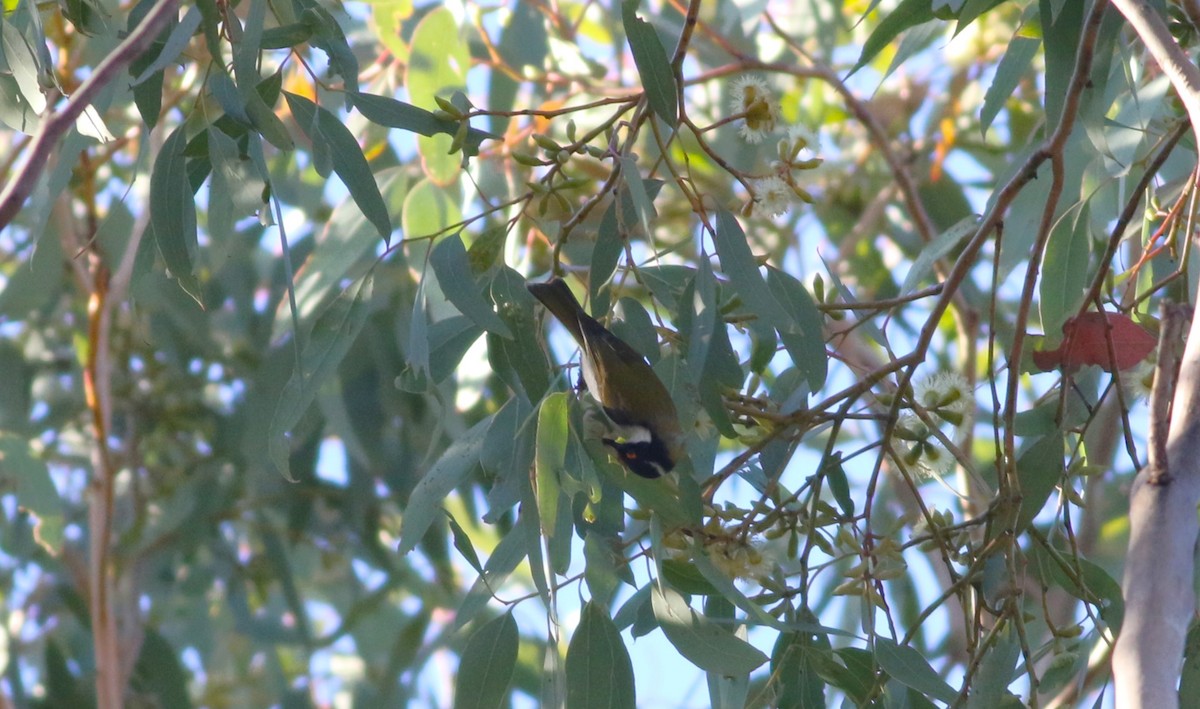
[602,436,674,478]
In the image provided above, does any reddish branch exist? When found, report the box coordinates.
[0,0,180,230]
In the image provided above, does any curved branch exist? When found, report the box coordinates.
[0,0,180,230]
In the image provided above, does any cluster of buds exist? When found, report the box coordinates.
[696,506,774,581]
[831,529,906,606]
[910,508,971,561]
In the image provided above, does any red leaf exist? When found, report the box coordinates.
[1033,312,1156,373]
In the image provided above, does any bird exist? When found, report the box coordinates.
[527,278,684,478]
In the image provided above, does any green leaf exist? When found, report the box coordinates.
[1181,623,1200,702]
[954,0,1009,35]
[431,233,512,337]
[1014,434,1064,534]
[150,124,203,304]
[1038,204,1091,337]
[0,219,64,320]
[447,512,484,575]
[0,344,30,433]
[350,92,495,156]
[851,0,936,76]
[407,7,470,183]
[583,533,630,606]
[259,22,313,48]
[766,267,828,393]
[771,630,829,709]
[591,199,623,302]
[455,511,537,632]
[968,625,1020,708]
[617,155,656,241]
[230,1,293,150]
[489,268,549,402]
[284,91,393,241]
[0,20,46,115]
[712,209,791,337]
[821,453,854,517]
[489,1,548,133]
[980,36,1039,137]
[650,584,768,676]
[566,601,637,709]
[535,392,568,541]
[873,637,959,704]
[396,415,489,554]
[402,178,463,239]
[609,298,659,363]
[1027,543,1124,631]
[481,395,534,483]
[296,0,359,94]
[682,261,737,436]
[0,73,40,134]
[468,224,508,274]
[662,559,719,596]
[620,0,678,125]
[454,613,519,709]
[131,5,201,86]
[1042,0,1084,132]
[131,628,192,705]
[268,276,374,479]
[900,215,978,295]
[0,432,64,554]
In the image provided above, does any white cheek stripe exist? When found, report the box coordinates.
[611,423,653,444]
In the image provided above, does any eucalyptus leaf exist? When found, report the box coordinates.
[650,584,768,676]
[284,92,393,241]
[453,613,518,709]
[566,601,637,709]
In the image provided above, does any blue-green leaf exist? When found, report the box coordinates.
[766,268,828,392]
[284,91,393,241]
[712,209,791,336]
[397,415,490,554]
[874,637,959,704]
[446,512,484,575]
[268,276,374,480]
[621,0,678,125]
[650,585,768,676]
[350,93,496,156]
[230,1,293,150]
[1038,204,1091,337]
[0,432,64,553]
[566,601,637,709]
[150,124,202,304]
[980,36,1039,138]
[1015,434,1064,534]
[295,0,359,95]
[850,0,936,76]
[900,215,978,295]
[131,5,202,86]
[454,613,518,709]
[431,233,512,338]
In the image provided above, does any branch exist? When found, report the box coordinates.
[1114,304,1196,708]
[1108,1,1200,706]
[0,0,180,230]
[1113,0,1200,133]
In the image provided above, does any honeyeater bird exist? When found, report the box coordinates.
[527,278,684,478]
